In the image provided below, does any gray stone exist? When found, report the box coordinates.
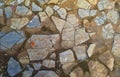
[5,6,12,18]
[0,32,5,38]
[45,6,54,17]
[75,28,89,45]
[88,60,108,77]
[15,6,32,16]
[57,8,67,19]
[27,15,41,28]
[70,66,84,77]
[107,10,119,24]
[32,2,42,11]
[0,31,22,49]
[102,23,114,39]
[33,63,41,70]
[99,50,114,71]
[42,59,55,68]
[7,57,22,76]
[52,16,65,33]
[73,45,88,61]
[59,49,75,64]
[34,71,59,77]
[10,17,29,30]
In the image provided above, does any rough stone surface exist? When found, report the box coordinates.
[87,44,96,57]
[42,59,55,68]
[77,0,91,9]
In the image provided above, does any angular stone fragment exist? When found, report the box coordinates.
[7,57,22,76]
[88,60,108,77]
[112,34,120,58]
[32,2,42,11]
[19,56,29,65]
[17,0,24,4]
[52,16,65,33]
[27,15,41,28]
[75,28,89,45]
[102,23,114,39]
[37,0,46,5]
[22,65,33,77]
[87,44,96,57]
[39,12,48,22]
[15,6,32,16]
[107,10,119,24]
[57,8,67,19]
[60,49,75,64]
[27,48,54,61]
[99,50,114,71]
[10,17,29,30]
[25,0,30,6]
[5,6,12,18]
[70,66,84,77]
[53,5,60,11]
[33,63,41,70]
[42,59,55,68]
[78,9,97,18]
[45,6,54,17]
[34,71,59,77]
[0,31,23,50]
[48,0,58,4]
[73,45,88,61]
[88,0,98,5]
[77,0,91,9]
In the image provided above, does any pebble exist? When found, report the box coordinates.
[33,63,41,70]
[17,0,24,4]
[39,12,48,22]
[87,44,96,57]
[7,57,22,76]
[59,49,75,64]
[42,59,55,68]
[5,6,12,18]
[77,0,91,9]
[45,6,54,17]
[25,0,30,6]
[34,71,59,77]
[73,45,88,61]
[88,0,98,5]
[57,8,67,19]
[0,9,3,16]
[48,0,59,4]
[32,2,42,11]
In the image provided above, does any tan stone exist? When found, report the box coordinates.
[48,0,58,4]
[88,0,98,5]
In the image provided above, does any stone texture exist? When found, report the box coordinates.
[57,8,67,19]
[87,44,96,57]
[70,66,84,77]
[39,12,48,22]
[34,71,59,77]
[99,50,114,71]
[88,60,108,77]
[7,57,22,76]
[73,45,88,61]
[75,28,90,45]
[59,49,75,64]
[102,23,114,39]
[33,63,41,70]
[88,0,98,5]
[22,65,33,77]
[48,0,58,4]
[45,6,54,17]
[77,0,91,9]
[32,2,42,11]
[5,6,12,18]
[10,17,29,30]
[42,59,55,68]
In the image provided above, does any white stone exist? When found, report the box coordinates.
[17,0,24,4]
[52,16,65,33]
[57,8,67,19]
[107,10,119,24]
[60,49,75,64]
[42,59,55,68]
[45,6,54,17]
[77,0,91,9]
[10,17,29,30]
[53,5,60,11]
[25,0,30,6]
[87,44,96,57]
[75,28,89,45]
[73,45,88,61]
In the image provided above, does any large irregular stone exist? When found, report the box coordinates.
[87,44,96,57]
[34,71,59,77]
[57,8,67,19]
[78,9,97,18]
[0,31,23,50]
[77,0,91,9]
[5,6,12,18]
[112,34,120,58]
[102,23,114,39]
[73,45,88,61]
[42,59,55,68]
[88,60,108,77]
[15,6,32,16]
[32,2,42,11]
[75,28,90,45]
[52,16,65,33]
[70,66,84,77]
[27,15,41,28]
[27,48,54,61]
[107,10,119,24]
[59,49,75,64]
[10,17,29,30]
[45,6,54,17]
[99,50,114,71]
[7,57,22,76]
